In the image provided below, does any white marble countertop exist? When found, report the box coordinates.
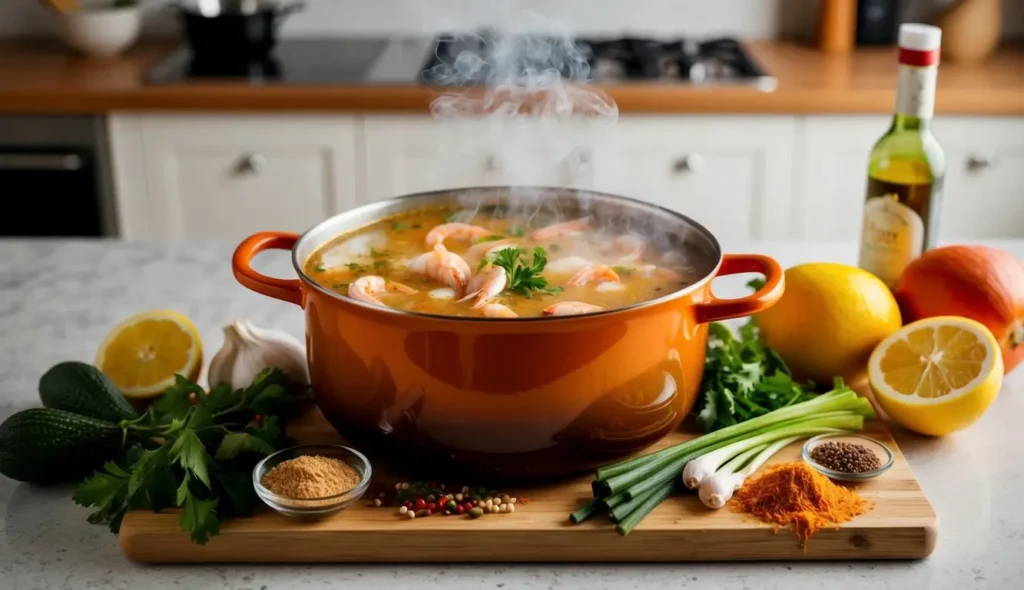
[2,238,1022,590]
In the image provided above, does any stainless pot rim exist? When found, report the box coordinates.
[289,186,725,322]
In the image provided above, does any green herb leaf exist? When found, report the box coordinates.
[215,433,276,461]
[474,234,506,244]
[153,375,203,420]
[74,364,310,547]
[391,221,409,230]
[73,460,132,533]
[180,493,220,546]
[692,318,817,433]
[170,430,211,488]
[369,247,389,258]
[509,225,525,238]
[487,246,561,296]
[747,277,766,291]
[314,266,325,273]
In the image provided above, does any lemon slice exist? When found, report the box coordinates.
[868,316,1003,436]
[95,310,203,399]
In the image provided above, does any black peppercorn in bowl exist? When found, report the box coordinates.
[802,433,894,482]
[253,444,372,520]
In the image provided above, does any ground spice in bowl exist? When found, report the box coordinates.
[729,462,871,549]
[260,455,362,499]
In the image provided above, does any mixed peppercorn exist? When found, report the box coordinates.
[369,481,524,519]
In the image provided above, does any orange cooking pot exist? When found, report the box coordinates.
[233,187,784,480]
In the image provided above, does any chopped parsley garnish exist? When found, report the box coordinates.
[474,234,506,244]
[332,283,349,290]
[391,221,409,230]
[345,262,367,274]
[369,247,389,258]
[314,265,325,273]
[509,225,525,238]
[412,224,422,229]
[487,247,562,297]
[373,260,388,270]
[611,265,634,275]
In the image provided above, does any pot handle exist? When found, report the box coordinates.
[694,254,784,324]
[232,231,304,306]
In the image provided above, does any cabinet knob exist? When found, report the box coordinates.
[485,154,503,173]
[673,153,704,174]
[965,154,994,172]
[238,153,267,174]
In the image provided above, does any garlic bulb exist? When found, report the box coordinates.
[207,320,309,390]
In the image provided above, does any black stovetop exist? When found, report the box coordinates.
[145,35,775,90]
[421,35,775,88]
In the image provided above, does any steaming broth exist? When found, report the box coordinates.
[303,208,693,318]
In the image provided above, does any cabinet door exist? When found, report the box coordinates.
[796,116,891,240]
[934,117,1024,239]
[361,116,603,203]
[109,115,357,240]
[587,116,798,243]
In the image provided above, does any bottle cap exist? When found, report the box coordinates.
[898,24,941,66]
[899,24,942,51]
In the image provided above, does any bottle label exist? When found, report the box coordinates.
[858,192,926,287]
[894,65,937,118]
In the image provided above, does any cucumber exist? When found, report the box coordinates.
[39,361,138,422]
[0,408,124,484]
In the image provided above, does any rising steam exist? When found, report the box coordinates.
[421,7,619,217]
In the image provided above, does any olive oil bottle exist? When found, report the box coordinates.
[857,24,946,287]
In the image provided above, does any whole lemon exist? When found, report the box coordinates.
[755,263,901,386]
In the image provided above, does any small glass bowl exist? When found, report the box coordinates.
[801,433,894,482]
[253,444,372,520]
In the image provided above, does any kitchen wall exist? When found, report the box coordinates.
[3,0,1022,40]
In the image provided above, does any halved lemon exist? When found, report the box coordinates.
[868,316,1003,436]
[95,310,203,399]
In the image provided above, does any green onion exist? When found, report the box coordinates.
[569,498,603,524]
[571,384,875,531]
[615,480,676,536]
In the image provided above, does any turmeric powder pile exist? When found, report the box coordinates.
[729,462,871,547]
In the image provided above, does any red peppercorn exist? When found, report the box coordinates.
[425,509,432,516]
[403,500,412,508]
[426,502,437,511]
[254,414,263,425]
[414,498,426,510]
[456,505,465,515]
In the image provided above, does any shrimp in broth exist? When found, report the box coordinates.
[304,207,693,318]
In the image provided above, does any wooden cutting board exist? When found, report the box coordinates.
[119,408,937,563]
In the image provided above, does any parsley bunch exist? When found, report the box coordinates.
[486,246,563,297]
[693,318,817,434]
[73,369,308,545]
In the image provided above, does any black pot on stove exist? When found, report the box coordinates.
[173,0,305,60]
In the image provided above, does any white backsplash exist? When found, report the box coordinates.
[3,0,1021,40]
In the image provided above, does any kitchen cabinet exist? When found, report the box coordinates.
[108,115,357,240]
[586,116,798,243]
[361,116,601,201]
[106,113,1023,242]
[933,117,1024,239]
[797,115,1024,241]
[361,115,798,243]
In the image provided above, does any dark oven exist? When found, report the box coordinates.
[0,116,117,237]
